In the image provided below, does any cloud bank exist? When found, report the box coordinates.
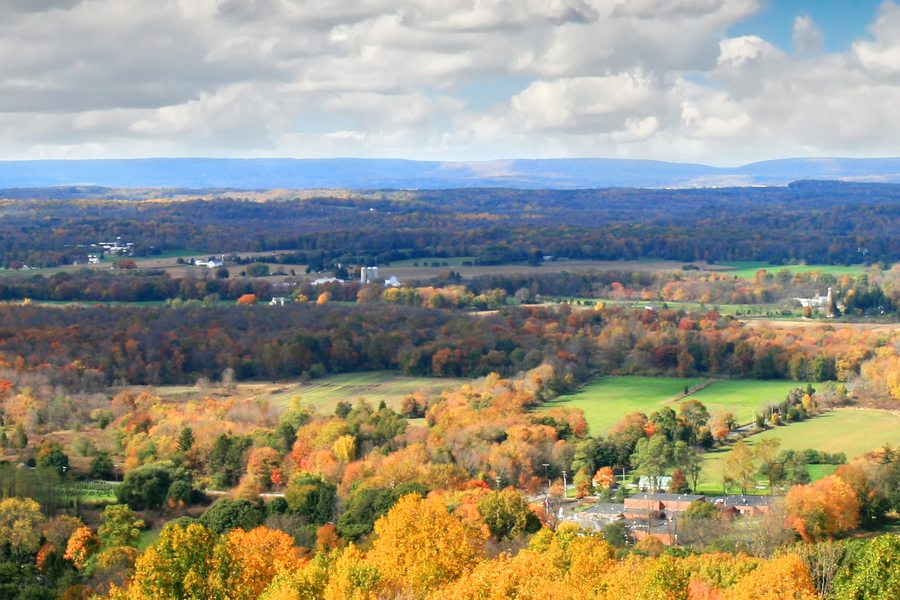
[2,0,900,163]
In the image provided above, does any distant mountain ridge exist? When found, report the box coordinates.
[3,157,900,189]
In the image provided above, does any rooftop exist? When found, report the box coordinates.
[711,495,774,507]
[628,493,705,503]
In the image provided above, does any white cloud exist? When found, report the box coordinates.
[0,0,898,163]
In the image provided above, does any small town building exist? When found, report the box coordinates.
[711,495,773,517]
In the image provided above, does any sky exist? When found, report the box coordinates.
[2,0,900,165]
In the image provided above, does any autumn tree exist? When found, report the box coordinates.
[0,497,45,557]
[98,504,144,549]
[366,493,485,597]
[125,523,221,599]
[64,526,99,569]
[214,526,304,600]
[785,475,860,541]
[236,293,258,305]
[727,553,818,600]
[724,441,756,494]
[831,534,900,600]
[754,437,783,494]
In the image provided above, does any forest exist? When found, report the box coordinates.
[0,181,898,268]
[0,184,897,599]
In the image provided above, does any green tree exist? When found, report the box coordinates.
[678,400,710,445]
[336,482,428,541]
[284,472,336,526]
[630,434,672,493]
[90,452,115,479]
[199,498,265,535]
[672,441,703,492]
[36,441,69,475]
[246,263,270,277]
[11,424,27,449]
[116,464,173,510]
[177,427,195,453]
[476,489,540,541]
[98,504,144,548]
[207,434,250,489]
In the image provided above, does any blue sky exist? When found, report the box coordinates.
[2,1,900,164]
[730,0,884,52]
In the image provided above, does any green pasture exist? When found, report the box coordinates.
[552,297,789,318]
[697,409,900,494]
[543,376,706,434]
[687,380,805,425]
[543,376,805,435]
[269,371,468,414]
[719,262,868,280]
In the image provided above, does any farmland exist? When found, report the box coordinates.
[719,261,869,280]
[544,376,805,434]
[542,376,706,434]
[152,371,467,416]
[686,380,807,425]
[697,409,900,493]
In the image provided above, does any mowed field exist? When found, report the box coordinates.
[719,261,869,279]
[544,376,804,434]
[687,380,804,425]
[543,376,706,434]
[265,372,468,413]
[152,371,467,415]
[698,409,900,493]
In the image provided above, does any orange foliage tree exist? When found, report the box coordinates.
[218,526,305,600]
[785,475,860,541]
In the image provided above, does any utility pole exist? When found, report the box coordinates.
[562,470,568,499]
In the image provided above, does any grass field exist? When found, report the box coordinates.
[543,376,706,434]
[555,297,787,318]
[543,376,805,435]
[720,262,869,279]
[687,380,804,425]
[697,409,900,494]
[267,372,467,413]
[154,371,467,416]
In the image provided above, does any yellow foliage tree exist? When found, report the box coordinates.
[366,494,485,598]
[332,435,357,464]
[0,497,45,557]
[726,554,817,600]
[125,523,220,600]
